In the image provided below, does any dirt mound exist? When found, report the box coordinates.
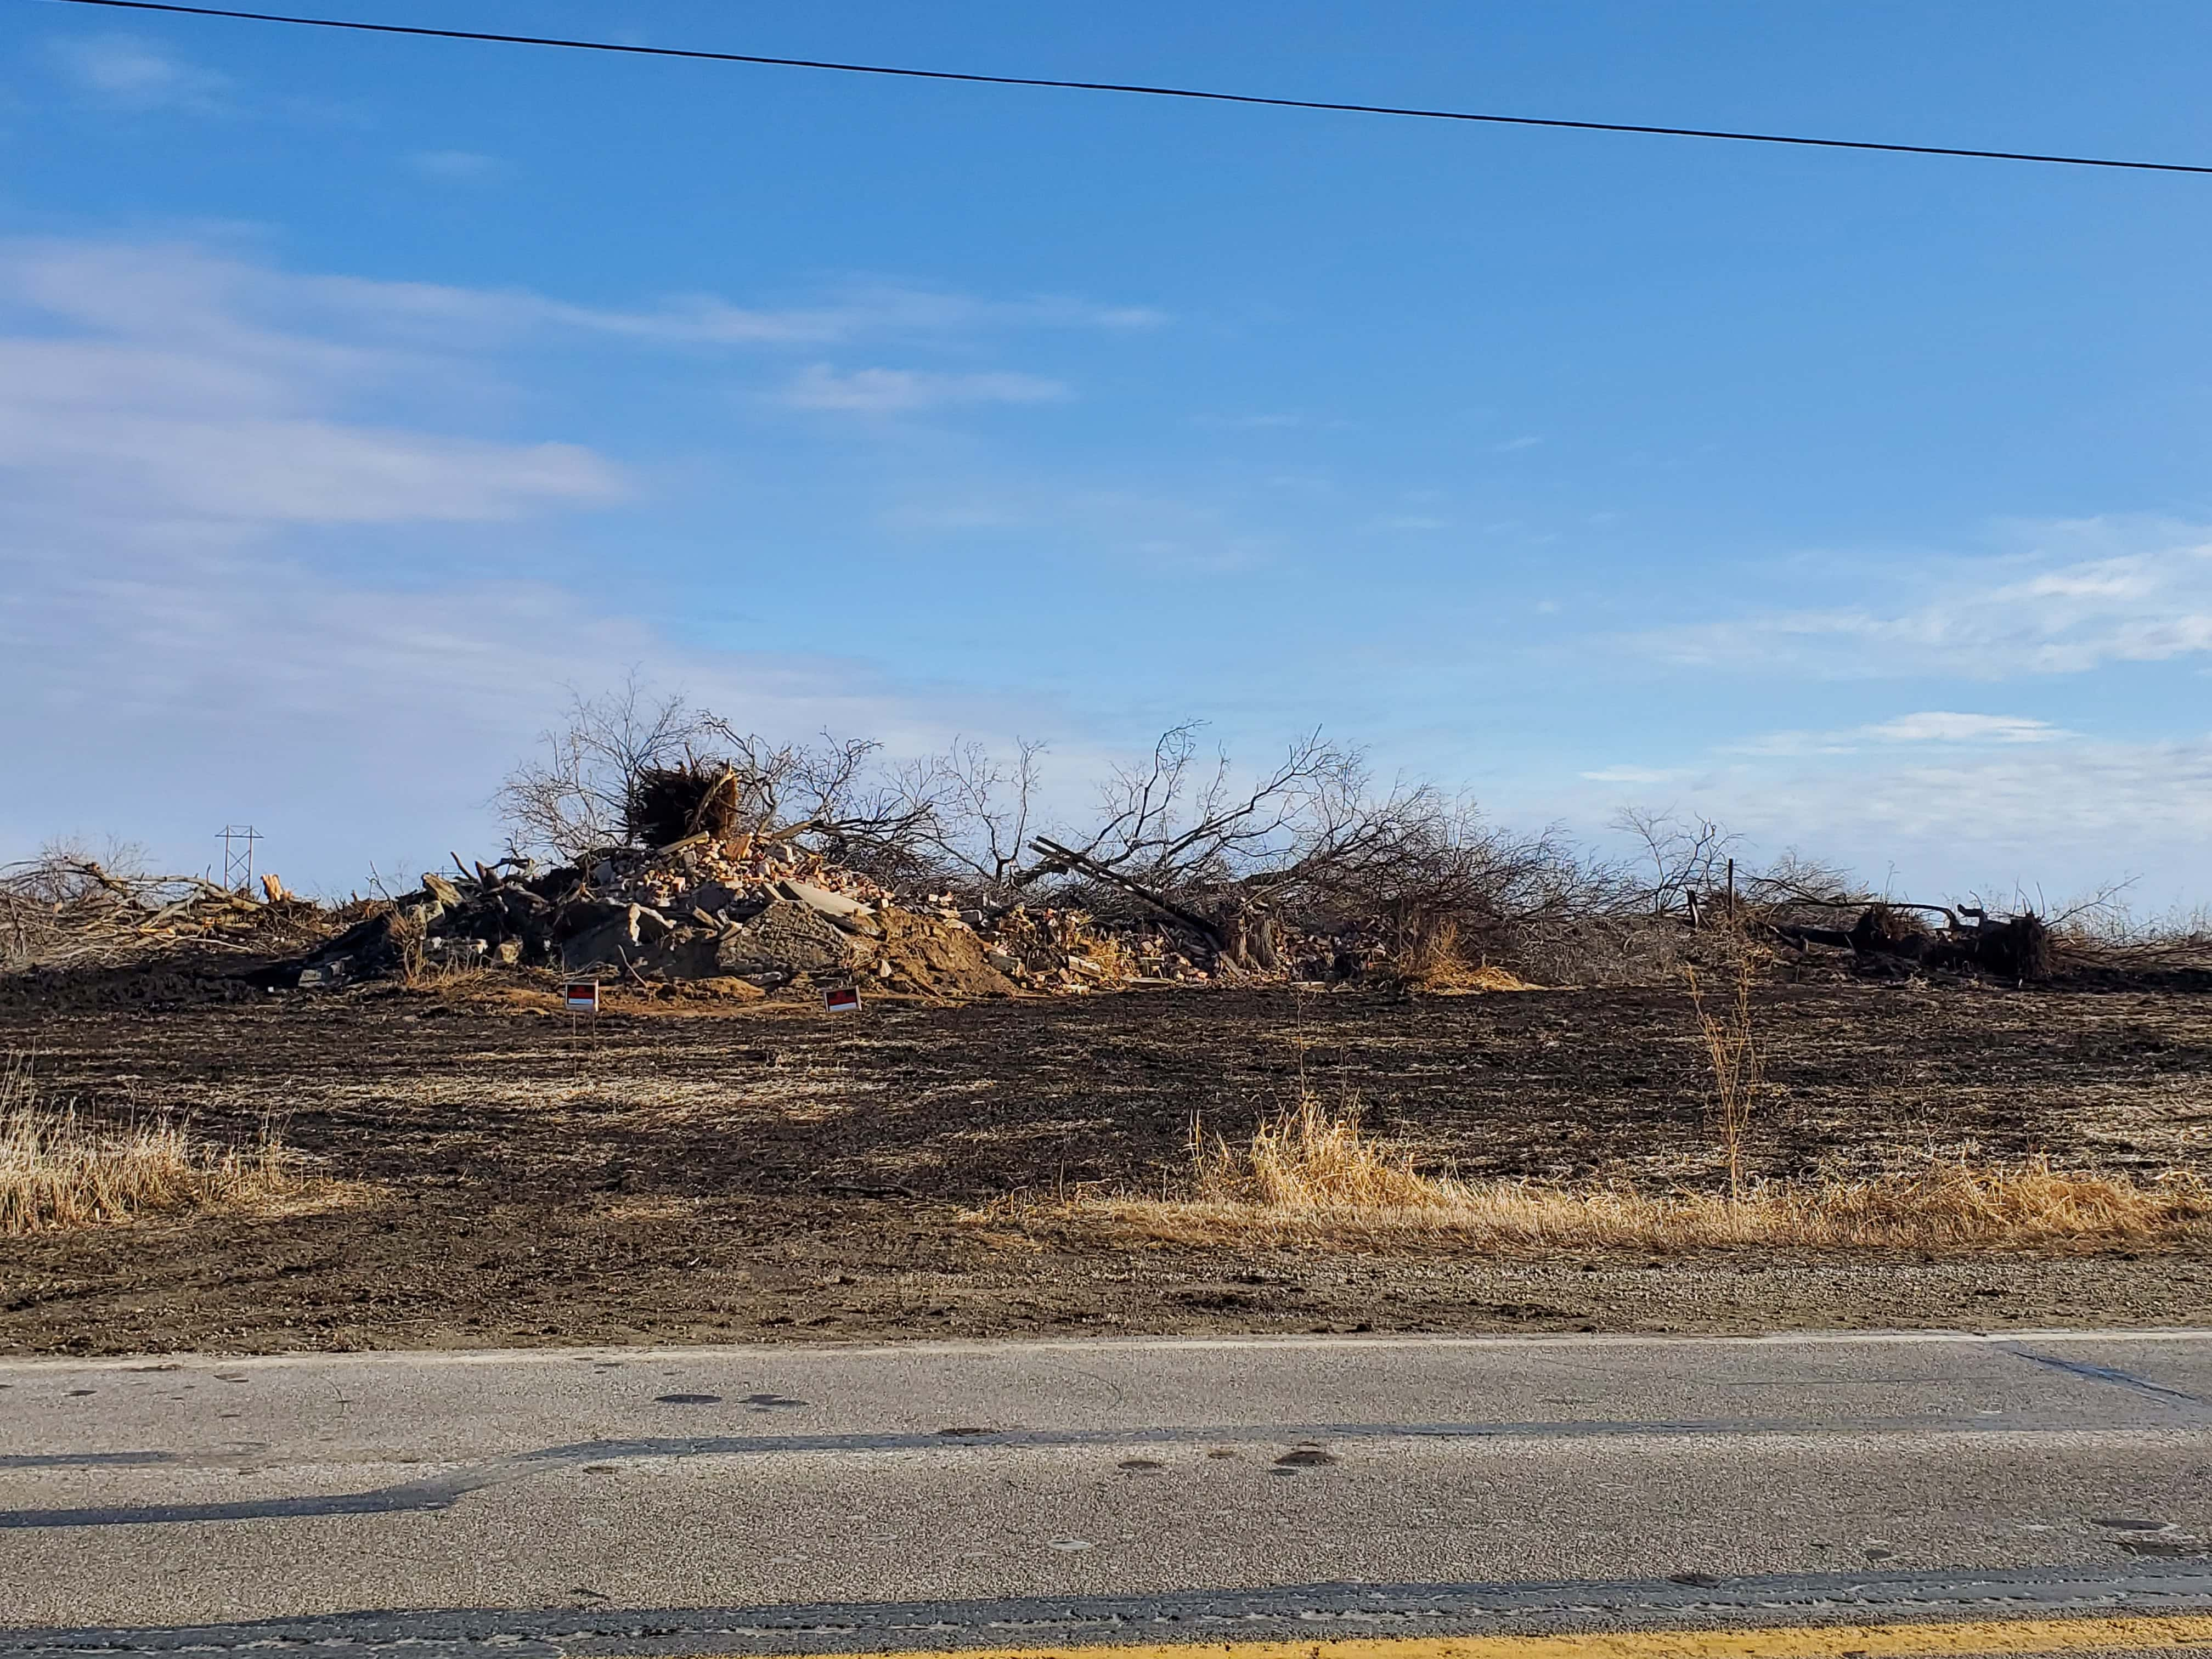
[874,908,1020,998]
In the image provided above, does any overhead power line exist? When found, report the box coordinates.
[52,0,2212,178]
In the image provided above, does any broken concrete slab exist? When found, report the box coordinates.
[776,878,880,935]
[561,912,639,972]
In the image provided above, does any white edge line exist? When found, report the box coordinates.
[3,1327,2212,1373]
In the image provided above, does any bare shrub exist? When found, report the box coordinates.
[906,737,1047,898]
[495,675,726,861]
[2051,898,2212,978]
[1508,915,1685,989]
[1265,785,1601,960]
[1616,806,1738,917]
[2,844,328,974]
[3,840,151,969]
[1045,724,1361,893]
[1017,734,1626,973]
[497,675,955,874]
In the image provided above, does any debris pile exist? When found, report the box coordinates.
[973,905,1146,992]
[269,831,1383,1000]
[1,861,327,973]
[279,837,1020,999]
[964,904,1376,991]
[1771,902,2057,983]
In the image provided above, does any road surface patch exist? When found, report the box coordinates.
[684,1617,2212,1658]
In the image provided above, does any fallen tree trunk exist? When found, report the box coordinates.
[1771,923,1857,952]
[1024,837,1230,956]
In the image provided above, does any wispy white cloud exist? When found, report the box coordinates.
[0,238,1161,518]
[0,514,1048,888]
[0,240,624,524]
[0,237,1072,882]
[1557,700,2208,904]
[1863,711,2064,744]
[0,238,1160,357]
[1637,518,2212,680]
[0,408,619,523]
[431,283,1162,349]
[1731,711,2069,757]
[879,480,1278,574]
[1494,435,1544,453]
[778,363,1070,415]
[1592,737,2212,900]
[46,33,231,112]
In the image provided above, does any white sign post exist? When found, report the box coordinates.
[563,979,600,1043]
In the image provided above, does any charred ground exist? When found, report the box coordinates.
[4,976,2210,1355]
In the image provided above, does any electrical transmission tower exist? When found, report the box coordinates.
[218,825,261,892]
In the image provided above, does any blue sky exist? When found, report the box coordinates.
[4,1,2211,905]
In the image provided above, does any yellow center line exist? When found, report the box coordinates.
[663,1616,2212,1659]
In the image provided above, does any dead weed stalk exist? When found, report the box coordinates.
[1686,957,1762,1198]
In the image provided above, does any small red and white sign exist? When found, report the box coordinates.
[563,981,600,1014]
[823,985,861,1013]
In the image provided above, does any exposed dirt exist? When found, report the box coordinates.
[4,977,2211,1355]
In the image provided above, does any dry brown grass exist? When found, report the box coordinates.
[1040,1093,2212,1254]
[1394,919,1546,993]
[0,1054,301,1235]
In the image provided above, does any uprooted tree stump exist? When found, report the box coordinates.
[625,764,752,848]
[1971,913,2053,981]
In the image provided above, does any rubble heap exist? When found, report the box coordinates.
[280,836,1020,998]
[963,903,1272,990]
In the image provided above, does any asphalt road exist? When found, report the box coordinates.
[3,1331,2211,1655]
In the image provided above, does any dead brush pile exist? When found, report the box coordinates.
[2,852,332,975]
[0,1056,300,1234]
[1053,1094,2212,1254]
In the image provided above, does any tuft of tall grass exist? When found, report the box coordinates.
[0,1054,298,1235]
[1391,919,1544,993]
[1065,1092,2212,1254]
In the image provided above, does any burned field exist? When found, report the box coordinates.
[4,976,2211,1355]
